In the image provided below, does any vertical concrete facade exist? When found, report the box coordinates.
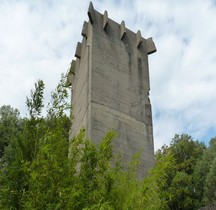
[69,2,156,177]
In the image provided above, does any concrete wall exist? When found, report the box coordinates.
[70,2,156,177]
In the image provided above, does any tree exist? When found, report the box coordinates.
[194,138,216,207]
[169,134,205,175]
[143,151,175,210]
[203,158,216,204]
[0,105,22,159]
[155,134,206,210]
[0,74,72,209]
[2,74,215,209]
[0,79,47,209]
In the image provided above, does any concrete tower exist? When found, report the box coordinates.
[68,2,156,177]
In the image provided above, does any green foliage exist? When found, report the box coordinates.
[1,74,216,209]
[47,73,71,119]
[66,130,116,209]
[143,152,175,210]
[203,158,216,204]
[0,75,70,209]
[155,134,206,210]
[0,105,21,159]
[26,79,45,119]
[194,137,216,207]
[0,74,148,209]
[152,135,216,210]
[170,134,206,174]
[108,153,144,209]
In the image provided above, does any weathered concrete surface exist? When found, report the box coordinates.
[70,2,156,178]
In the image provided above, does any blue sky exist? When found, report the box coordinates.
[0,0,216,150]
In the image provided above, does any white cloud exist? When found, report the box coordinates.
[132,0,216,149]
[0,0,216,150]
[0,0,87,115]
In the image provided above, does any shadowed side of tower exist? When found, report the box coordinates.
[68,2,156,178]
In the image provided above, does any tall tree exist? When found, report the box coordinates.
[155,134,206,210]
[0,105,21,159]
[194,137,216,207]
[203,158,216,204]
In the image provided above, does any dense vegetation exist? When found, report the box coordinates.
[0,75,216,209]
